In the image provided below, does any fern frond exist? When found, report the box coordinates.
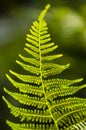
[41,45,57,54]
[24,47,39,59]
[41,42,55,49]
[3,97,51,121]
[42,63,70,78]
[19,54,40,67]
[46,84,86,99]
[42,54,63,61]
[3,4,86,130]
[16,60,40,75]
[6,120,56,130]
[5,74,42,94]
[9,70,41,85]
[56,107,86,129]
[50,97,86,109]
[25,43,39,53]
[66,119,86,130]
[44,78,83,88]
[4,88,47,109]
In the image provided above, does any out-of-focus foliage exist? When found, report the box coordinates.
[0,0,86,130]
[48,6,86,79]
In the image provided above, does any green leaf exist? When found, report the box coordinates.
[3,4,86,130]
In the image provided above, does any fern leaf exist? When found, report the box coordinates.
[24,47,39,59]
[67,121,86,130]
[19,54,40,67]
[27,34,39,43]
[9,70,41,85]
[25,43,39,53]
[6,120,56,130]
[41,42,55,49]
[16,60,40,75]
[44,78,83,87]
[42,63,70,78]
[26,38,38,47]
[3,4,86,130]
[3,97,52,122]
[46,84,86,99]
[41,45,57,54]
[42,54,63,61]
[4,88,47,109]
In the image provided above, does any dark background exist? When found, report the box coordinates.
[0,0,86,129]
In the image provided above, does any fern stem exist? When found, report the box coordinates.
[38,19,59,129]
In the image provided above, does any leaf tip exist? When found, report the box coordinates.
[38,4,51,21]
[45,4,51,10]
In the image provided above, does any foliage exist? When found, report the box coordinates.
[3,4,86,130]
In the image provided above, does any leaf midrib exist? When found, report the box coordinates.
[38,20,59,130]
[56,107,86,124]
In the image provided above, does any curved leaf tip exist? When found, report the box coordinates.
[38,4,51,21]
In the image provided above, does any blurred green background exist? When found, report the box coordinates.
[0,0,86,129]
